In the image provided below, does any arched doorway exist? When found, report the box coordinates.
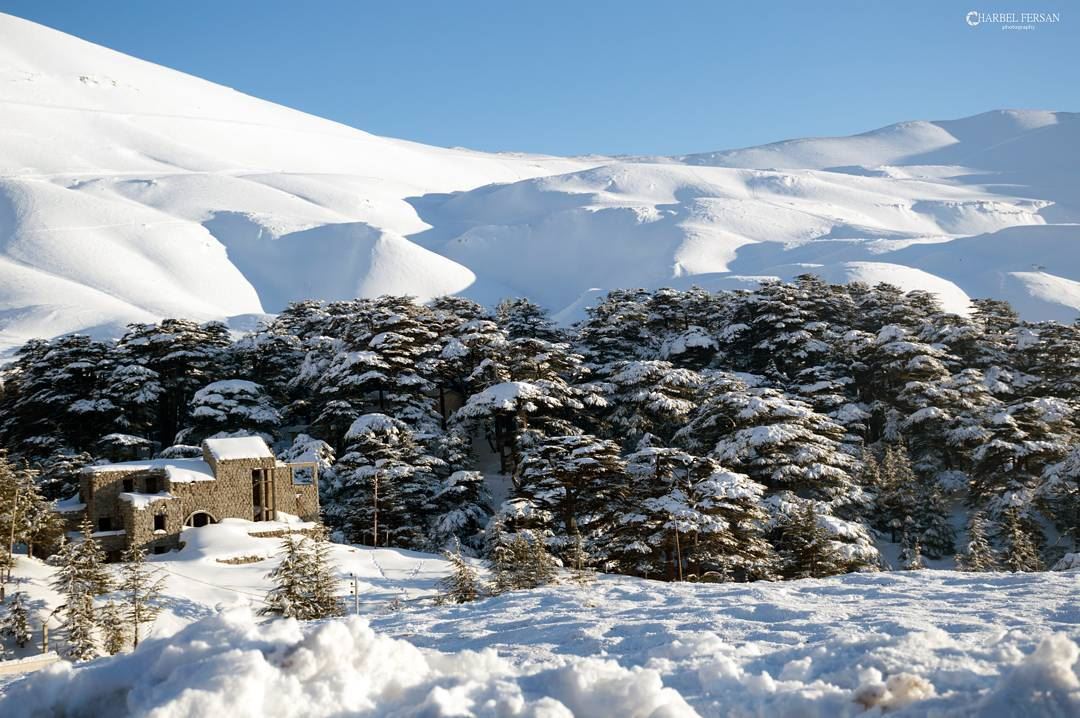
[183,511,218,528]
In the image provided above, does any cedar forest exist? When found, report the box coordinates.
[1,275,1078,583]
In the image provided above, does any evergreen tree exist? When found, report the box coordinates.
[610,445,775,581]
[508,433,627,560]
[682,384,861,503]
[116,319,232,446]
[262,533,344,620]
[487,531,559,594]
[1,591,32,650]
[98,601,126,656]
[899,533,925,570]
[1040,446,1080,552]
[0,455,65,557]
[775,502,846,579]
[602,360,702,447]
[64,593,99,661]
[102,362,163,439]
[118,545,166,648]
[577,288,655,371]
[52,517,113,597]
[438,541,483,604]
[956,512,998,571]
[998,508,1042,572]
[0,335,114,458]
[496,297,564,342]
[326,414,444,548]
[35,451,95,502]
[971,398,1074,528]
[428,470,490,554]
[177,379,282,444]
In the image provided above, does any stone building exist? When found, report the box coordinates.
[56,436,319,559]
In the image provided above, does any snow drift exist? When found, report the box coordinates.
[2,602,1078,717]
[0,609,695,718]
[0,12,1077,352]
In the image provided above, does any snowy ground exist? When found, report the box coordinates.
[1,521,1078,716]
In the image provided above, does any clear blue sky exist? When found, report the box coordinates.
[1,1,1076,156]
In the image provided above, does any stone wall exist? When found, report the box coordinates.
[70,448,321,559]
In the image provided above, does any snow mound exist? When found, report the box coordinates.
[0,609,695,718]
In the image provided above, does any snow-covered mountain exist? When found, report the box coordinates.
[1,12,1077,352]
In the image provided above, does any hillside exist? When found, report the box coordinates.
[0,12,1078,353]
[1,523,1078,716]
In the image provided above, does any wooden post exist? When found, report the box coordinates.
[351,573,359,615]
[42,622,48,654]
[7,483,20,576]
[673,519,683,582]
[372,471,379,548]
[270,469,278,522]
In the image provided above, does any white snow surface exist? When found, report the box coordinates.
[0,14,1077,351]
[82,457,214,483]
[2,521,1079,716]
[202,436,273,462]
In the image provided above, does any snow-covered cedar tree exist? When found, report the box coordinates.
[453,381,569,474]
[102,362,163,439]
[98,601,126,655]
[95,434,154,463]
[898,533,926,570]
[51,517,112,660]
[1040,446,1080,552]
[956,511,998,571]
[488,530,559,594]
[971,398,1075,532]
[679,382,862,504]
[727,277,841,378]
[437,540,484,604]
[428,470,490,554]
[768,492,880,575]
[609,444,775,581]
[0,454,65,556]
[496,297,564,343]
[279,434,336,473]
[576,288,655,373]
[997,507,1043,573]
[176,379,282,445]
[325,413,444,549]
[874,442,954,559]
[1,591,33,650]
[115,319,232,446]
[773,501,847,579]
[118,545,167,648]
[602,360,702,448]
[157,444,203,459]
[506,432,627,562]
[261,531,343,620]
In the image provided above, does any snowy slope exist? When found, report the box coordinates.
[1,523,1079,715]
[0,13,1078,352]
[0,13,596,349]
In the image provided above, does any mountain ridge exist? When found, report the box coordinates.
[0,12,1076,352]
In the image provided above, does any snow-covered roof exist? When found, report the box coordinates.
[54,494,86,513]
[98,432,154,446]
[202,436,273,461]
[82,458,215,483]
[119,491,175,509]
